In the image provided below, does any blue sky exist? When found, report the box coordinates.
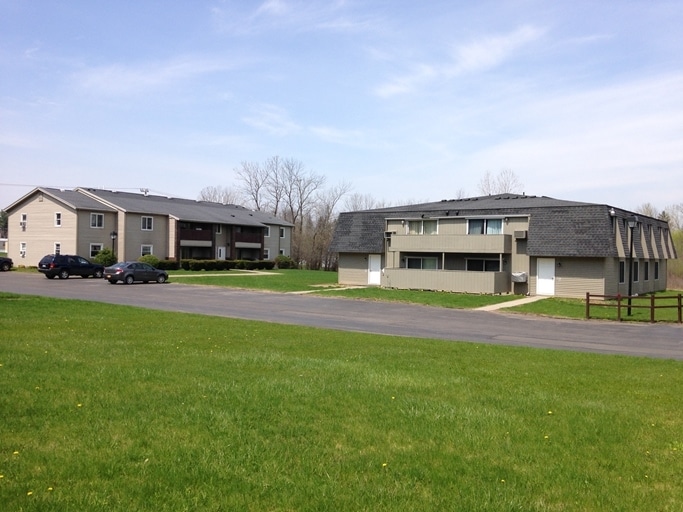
[2,0,682,211]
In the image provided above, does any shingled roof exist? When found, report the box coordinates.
[330,193,675,259]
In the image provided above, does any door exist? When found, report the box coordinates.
[368,254,381,285]
[537,258,555,296]
[217,246,226,260]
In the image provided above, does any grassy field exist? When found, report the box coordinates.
[1,292,681,511]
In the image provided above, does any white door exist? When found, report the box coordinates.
[368,254,381,285]
[217,246,226,260]
[537,258,555,296]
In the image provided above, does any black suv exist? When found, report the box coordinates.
[38,254,105,279]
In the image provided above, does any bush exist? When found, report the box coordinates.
[275,255,296,269]
[156,259,180,271]
[138,254,160,268]
[93,248,117,267]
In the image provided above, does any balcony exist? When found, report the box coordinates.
[235,232,262,249]
[382,268,510,294]
[179,228,212,247]
[389,234,512,254]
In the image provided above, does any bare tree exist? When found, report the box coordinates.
[477,169,524,195]
[343,193,394,211]
[635,202,659,219]
[197,185,243,205]
[235,160,270,211]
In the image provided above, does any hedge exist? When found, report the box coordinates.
[178,259,275,271]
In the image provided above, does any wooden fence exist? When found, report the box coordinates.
[585,292,683,323]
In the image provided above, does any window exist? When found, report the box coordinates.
[90,213,104,228]
[216,224,222,234]
[90,244,103,258]
[20,242,26,256]
[141,216,153,231]
[263,248,270,259]
[408,219,438,235]
[632,261,639,282]
[20,213,27,229]
[55,212,62,227]
[466,259,501,272]
[54,243,61,255]
[654,261,660,280]
[141,245,153,256]
[265,226,271,237]
[280,227,285,238]
[618,261,625,283]
[406,256,438,269]
[644,261,649,281]
[468,218,502,235]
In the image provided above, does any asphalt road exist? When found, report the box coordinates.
[1,272,681,360]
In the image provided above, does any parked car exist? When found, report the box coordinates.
[104,261,168,284]
[0,256,12,271]
[38,254,104,279]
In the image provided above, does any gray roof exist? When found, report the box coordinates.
[330,193,675,259]
[77,188,293,228]
[6,187,117,212]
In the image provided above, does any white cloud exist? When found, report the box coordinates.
[242,104,301,136]
[375,25,545,98]
[72,57,230,96]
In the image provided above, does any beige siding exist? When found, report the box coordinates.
[338,253,371,285]
[76,210,118,258]
[554,258,606,298]
[382,268,510,294]
[7,195,79,264]
[121,214,169,261]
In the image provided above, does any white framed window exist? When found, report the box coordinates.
[619,261,625,284]
[654,261,660,280]
[265,226,271,237]
[54,243,61,255]
[20,213,27,229]
[20,241,27,257]
[280,227,285,238]
[468,218,502,235]
[90,213,104,228]
[408,219,438,235]
[141,216,153,231]
[279,249,285,255]
[632,261,639,282]
[263,248,270,259]
[141,245,153,256]
[90,244,103,258]
[644,261,649,281]
[216,224,222,234]
[55,212,62,227]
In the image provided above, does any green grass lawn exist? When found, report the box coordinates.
[511,290,683,323]
[1,293,681,511]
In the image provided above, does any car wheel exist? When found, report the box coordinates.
[58,270,69,279]
[125,275,135,285]
[93,269,103,279]
[0,262,9,271]
[156,274,167,284]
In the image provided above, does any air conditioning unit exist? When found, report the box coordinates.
[384,231,395,239]
[514,230,527,240]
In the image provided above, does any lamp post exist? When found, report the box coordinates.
[627,216,638,316]
[110,231,117,255]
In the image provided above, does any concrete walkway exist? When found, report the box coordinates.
[476,295,548,311]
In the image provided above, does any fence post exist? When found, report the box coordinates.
[650,294,655,323]
[585,292,590,319]
[679,294,682,324]
[616,294,622,321]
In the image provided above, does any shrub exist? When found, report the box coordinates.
[93,248,117,267]
[139,254,160,267]
[275,255,296,269]
[156,259,180,271]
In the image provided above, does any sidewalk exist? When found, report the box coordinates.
[476,295,548,311]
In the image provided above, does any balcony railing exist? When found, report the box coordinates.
[179,229,213,242]
[389,234,512,253]
[382,268,510,294]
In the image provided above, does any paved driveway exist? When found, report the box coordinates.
[1,272,681,360]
